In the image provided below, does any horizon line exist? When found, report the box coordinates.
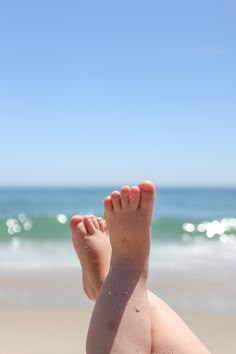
[0,184,236,189]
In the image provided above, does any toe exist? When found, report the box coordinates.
[71,219,88,250]
[104,196,113,212]
[70,215,83,231]
[138,181,156,209]
[120,185,130,208]
[70,215,88,239]
[91,216,99,229]
[111,191,121,210]
[129,186,140,209]
[76,221,87,236]
[83,215,96,235]
[97,217,106,232]
[71,216,88,249]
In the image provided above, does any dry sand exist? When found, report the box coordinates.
[0,308,236,354]
[0,268,235,354]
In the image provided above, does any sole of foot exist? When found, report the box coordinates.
[70,215,111,300]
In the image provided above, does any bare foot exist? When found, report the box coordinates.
[104,181,156,277]
[70,215,111,300]
[86,181,155,354]
[71,181,155,299]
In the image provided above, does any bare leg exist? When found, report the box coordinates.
[86,181,155,353]
[71,183,209,354]
[148,292,209,353]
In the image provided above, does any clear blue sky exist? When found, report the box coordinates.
[1,0,235,186]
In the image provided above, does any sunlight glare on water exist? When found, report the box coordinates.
[57,214,68,224]
[182,218,236,240]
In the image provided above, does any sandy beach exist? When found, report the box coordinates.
[0,267,236,354]
[0,308,235,354]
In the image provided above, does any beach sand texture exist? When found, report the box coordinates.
[0,268,236,354]
[1,308,236,354]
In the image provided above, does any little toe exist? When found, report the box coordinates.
[120,185,130,208]
[83,215,96,235]
[111,191,121,210]
[129,186,140,209]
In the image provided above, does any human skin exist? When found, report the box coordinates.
[71,181,209,354]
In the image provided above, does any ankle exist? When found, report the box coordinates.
[109,256,149,283]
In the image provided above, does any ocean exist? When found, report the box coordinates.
[0,187,236,312]
[0,187,236,269]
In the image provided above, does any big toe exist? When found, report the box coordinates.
[70,215,84,233]
[138,181,156,210]
[70,215,88,249]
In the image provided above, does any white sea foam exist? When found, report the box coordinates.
[0,238,236,272]
[0,240,78,269]
[150,240,236,272]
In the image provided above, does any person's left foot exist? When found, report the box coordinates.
[70,215,111,300]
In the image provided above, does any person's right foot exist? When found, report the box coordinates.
[104,181,156,277]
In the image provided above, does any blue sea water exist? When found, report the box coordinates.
[0,187,236,270]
